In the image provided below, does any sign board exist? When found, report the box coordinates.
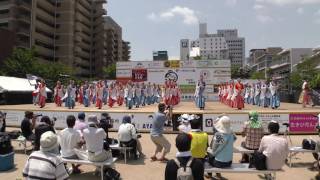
[289,114,318,132]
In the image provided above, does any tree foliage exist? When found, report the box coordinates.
[103,63,116,79]
[231,65,252,79]
[250,71,265,80]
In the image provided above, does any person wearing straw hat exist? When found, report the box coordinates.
[23,131,69,180]
[240,111,264,163]
[177,114,191,133]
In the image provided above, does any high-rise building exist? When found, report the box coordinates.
[153,51,168,61]
[0,0,127,78]
[0,28,15,65]
[180,39,189,60]
[122,40,130,61]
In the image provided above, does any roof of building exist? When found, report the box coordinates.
[0,76,51,93]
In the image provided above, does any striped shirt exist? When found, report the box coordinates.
[23,151,69,180]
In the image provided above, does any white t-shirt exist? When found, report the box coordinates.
[83,127,106,153]
[118,123,137,142]
[58,128,82,157]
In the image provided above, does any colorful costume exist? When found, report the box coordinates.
[38,82,47,108]
[54,83,64,107]
[96,82,103,109]
[233,81,244,110]
[299,81,314,107]
[195,79,206,110]
[269,82,280,109]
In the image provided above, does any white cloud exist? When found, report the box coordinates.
[256,0,320,6]
[226,0,238,6]
[256,15,274,23]
[297,8,304,14]
[253,4,266,10]
[147,6,199,25]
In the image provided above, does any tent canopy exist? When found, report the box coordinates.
[0,76,52,93]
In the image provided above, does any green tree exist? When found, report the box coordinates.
[193,55,202,60]
[231,65,252,79]
[250,71,265,80]
[103,63,116,79]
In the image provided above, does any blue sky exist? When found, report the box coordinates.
[106,0,320,61]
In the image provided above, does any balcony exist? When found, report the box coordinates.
[15,15,31,24]
[16,27,30,37]
[15,0,31,11]
[269,59,290,69]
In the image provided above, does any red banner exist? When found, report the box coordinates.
[132,69,147,82]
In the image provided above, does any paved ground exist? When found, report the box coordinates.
[1,129,320,180]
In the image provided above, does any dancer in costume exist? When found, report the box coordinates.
[195,75,206,110]
[96,81,103,109]
[249,83,255,105]
[117,83,125,106]
[54,81,64,107]
[83,81,90,107]
[125,83,134,109]
[134,83,142,108]
[254,81,261,106]
[226,80,233,107]
[244,84,250,104]
[38,80,47,108]
[233,79,244,110]
[146,82,152,105]
[269,80,280,109]
[299,80,314,108]
[66,80,76,109]
[108,83,117,108]
[259,81,267,107]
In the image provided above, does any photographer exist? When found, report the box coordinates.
[99,112,113,140]
[34,116,56,151]
[21,111,37,140]
[0,111,6,132]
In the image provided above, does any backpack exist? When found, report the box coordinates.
[0,132,13,155]
[104,167,121,180]
[174,158,194,180]
[302,139,316,150]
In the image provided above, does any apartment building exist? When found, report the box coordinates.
[0,0,114,78]
[0,28,15,65]
[122,40,130,61]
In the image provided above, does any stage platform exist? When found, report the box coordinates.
[1,102,319,133]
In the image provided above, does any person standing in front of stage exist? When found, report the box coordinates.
[195,75,206,110]
[234,79,244,110]
[54,81,64,107]
[299,80,314,108]
[38,79,47,108]
[269,80,280,109]
[150,103,171,162]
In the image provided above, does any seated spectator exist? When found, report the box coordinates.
[21,111,36,140]
[189,115,208,161]
[59,115,83,174]
[34,116,55,151]
[99,112,113,140]
[0,111,6,132]
[23,131,69,180]
[177,114,191,133]
[208,116,235,167]
[259,121,289,170]
[165,133,204,180]
[240,111,264,163]
[74,112,87,135]
[118,115,144,159]
[83,115,112,162]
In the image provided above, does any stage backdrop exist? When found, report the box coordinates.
[116,60,231,101]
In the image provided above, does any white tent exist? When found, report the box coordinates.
[0,76,51,93]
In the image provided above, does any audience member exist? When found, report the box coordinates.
[240,111,264,163]
[74,112,87,135]
[34,116,55,151]
[0,111,6,132]
[21,111,36,140]
[118,115,140,159]
[189,115,208,161]
[23,131,69,180]
[83,115,112,162]
[59,115,83,174]
[150,103,171,162]
[165,133,204,180]
[259,121,289,170]
[177,114,191,133]
[99,112,113,139]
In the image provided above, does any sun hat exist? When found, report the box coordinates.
[214,116,232,134]
[180,114,190,123]
[248,111,262,128]
[40,131,59,152]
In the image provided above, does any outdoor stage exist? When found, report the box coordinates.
[1,102,319,133]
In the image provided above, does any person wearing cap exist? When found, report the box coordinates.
[21,111,37,140]
[258,121,288,170]
[23,131,69,180]
[189,115,208,161]
[83,115,112,162]
[178,114,191,133]
[208,116,235,169]
[165,133,204,180]
[240,111,264,163]
[0,111,6,132]
[150,103,171,162]
[34,116,56,151]
[99,112,113,140]
[118,115,141,159]
[75,112,87,135]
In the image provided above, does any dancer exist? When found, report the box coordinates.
[96,81,103,109]
[134,83,142,108]
[269,80,280,109]
[244,84,250,104]
[260,81,267,107]
[83,81,90,107]
[233,79,244,110]
[54,81,64,107]
[299,80,314,108]
[226,80,233,107]
[117,83,125,106]
[108,83,117,108]
[125,83,134,109]
[65,80,76,109]
[146,82,152,105]
[249,83,255,105]
[38,80,47,108]
[195,75,206,110]
[254,81,261,106]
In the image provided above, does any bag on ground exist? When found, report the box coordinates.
[104,167,121,180]
[302,139,316,150]
[0,132,13,155]
[249,151,267,170]
[174,158,194,180]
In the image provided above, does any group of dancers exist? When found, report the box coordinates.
[33,79,182,109]
[218,79,281,110]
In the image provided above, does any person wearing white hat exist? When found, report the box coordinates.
[23,131,69,180]
[208,116,236,169]
[178,114,191,133]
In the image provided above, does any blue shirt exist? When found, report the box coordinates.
[211,132,234,163]
[150,112,166,136]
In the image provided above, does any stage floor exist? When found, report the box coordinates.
[0,102,319,114]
